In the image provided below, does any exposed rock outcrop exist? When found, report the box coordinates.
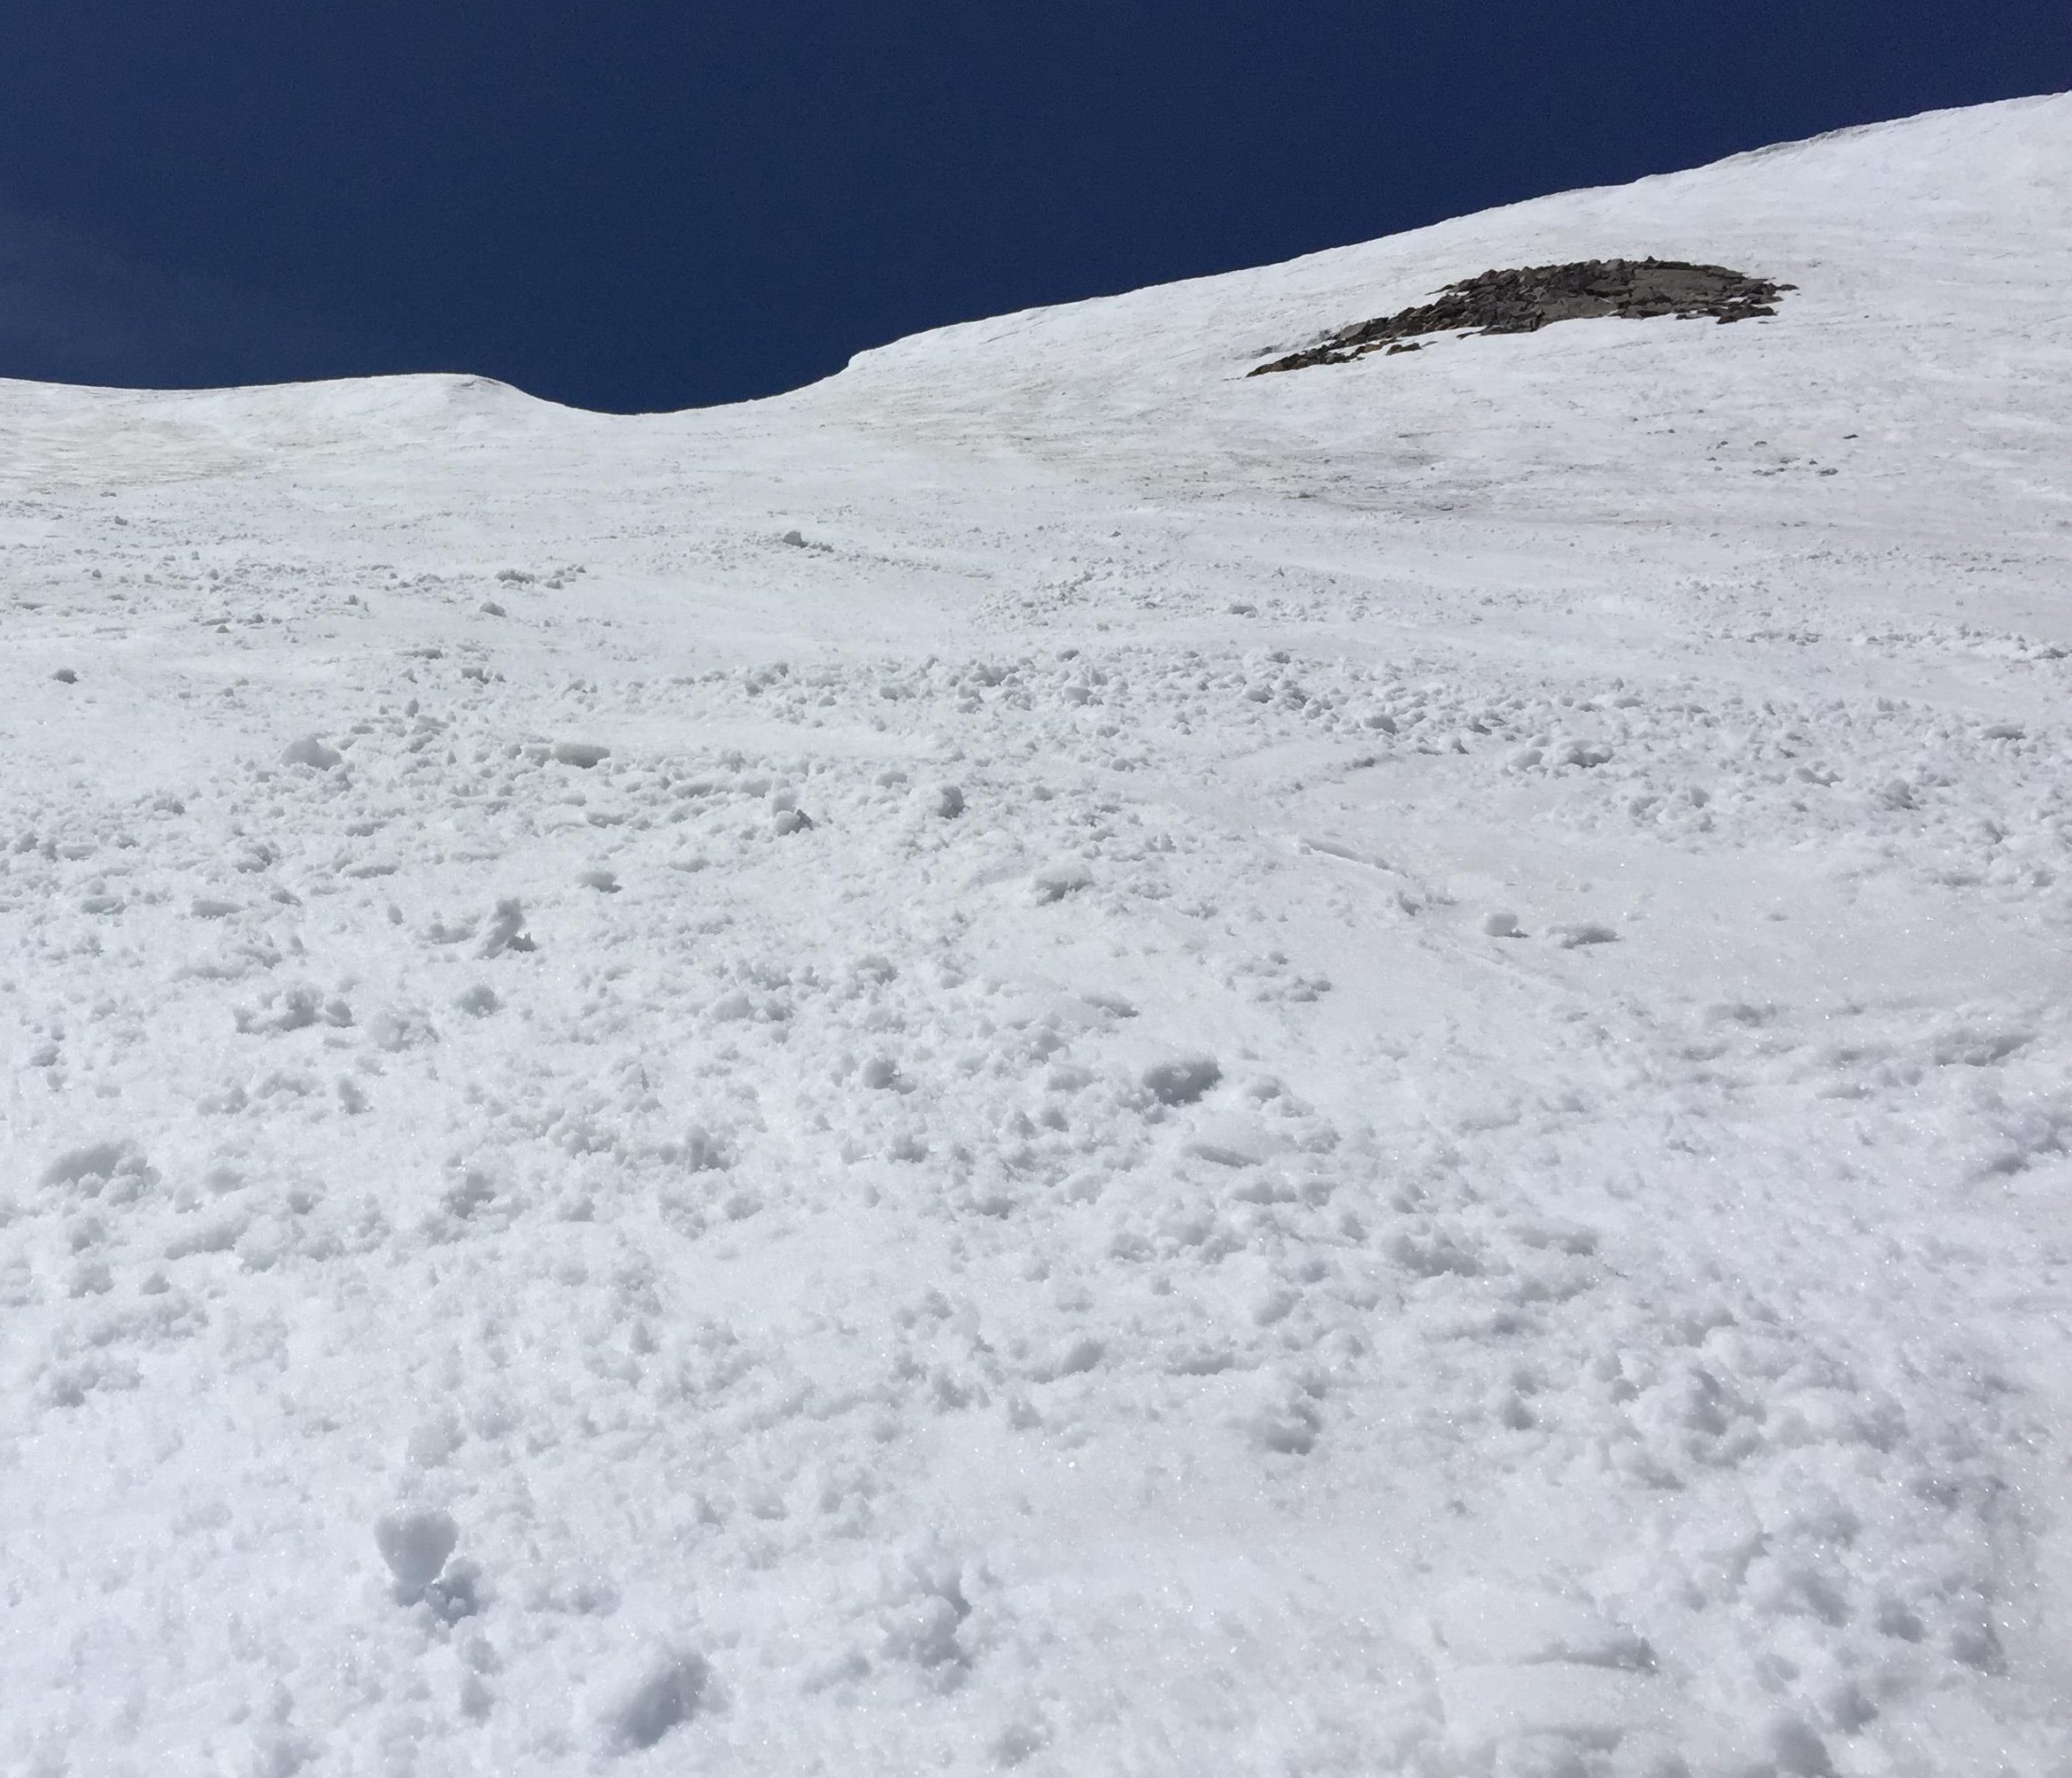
[1250,258,1792,374]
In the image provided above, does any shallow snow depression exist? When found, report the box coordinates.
[4,93,2071,1777]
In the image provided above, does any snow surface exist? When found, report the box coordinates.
[4,92,2071,1777]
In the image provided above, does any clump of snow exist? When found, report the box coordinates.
[373,1506,459,1601]
[1142,1055,1222,1106]
[279,735,341,769]
[594,1647,712,1753]
[41,1140,153,1195]
[1031,858,1091,902]
[475,898,534,956]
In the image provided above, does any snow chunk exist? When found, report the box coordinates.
[43,1140,153,1194]
[374,1506,459,1600]
[368,1006,437,1052]
[877,1551,978,1685]
[596,1647,712,1753]
[553,740,611,769]
[1031,859,1092,903]
[1038,1335,1105,1379]
[280,735,342,770]
[1181,1115,1282,1167]
[1243,1377,1323,1455]
[476,899,535,957]
[236,984,354,1033]
[1143,1055,1222,1107]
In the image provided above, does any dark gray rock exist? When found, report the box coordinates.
[1250,259,1794,375]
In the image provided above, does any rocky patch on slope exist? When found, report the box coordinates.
[1250,258,1792,374]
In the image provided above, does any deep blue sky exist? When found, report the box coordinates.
[2,4,2065,412]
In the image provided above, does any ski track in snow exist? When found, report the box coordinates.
[3,93,2071,1777]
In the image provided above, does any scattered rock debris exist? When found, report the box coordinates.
[1250,259,1794,374]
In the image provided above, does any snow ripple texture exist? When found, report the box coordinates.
[3,93,2070,1777]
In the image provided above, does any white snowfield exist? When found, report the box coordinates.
[4,93,2070,1778]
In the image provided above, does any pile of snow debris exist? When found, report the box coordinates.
[1,89,2069,1778]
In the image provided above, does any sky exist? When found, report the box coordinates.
[1,3,2065,414]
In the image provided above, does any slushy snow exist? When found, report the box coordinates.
[3,93,2070,1776]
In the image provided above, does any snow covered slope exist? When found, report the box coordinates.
[4,92,2070,1778]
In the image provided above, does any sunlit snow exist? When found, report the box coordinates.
[4,93,2069,1776]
